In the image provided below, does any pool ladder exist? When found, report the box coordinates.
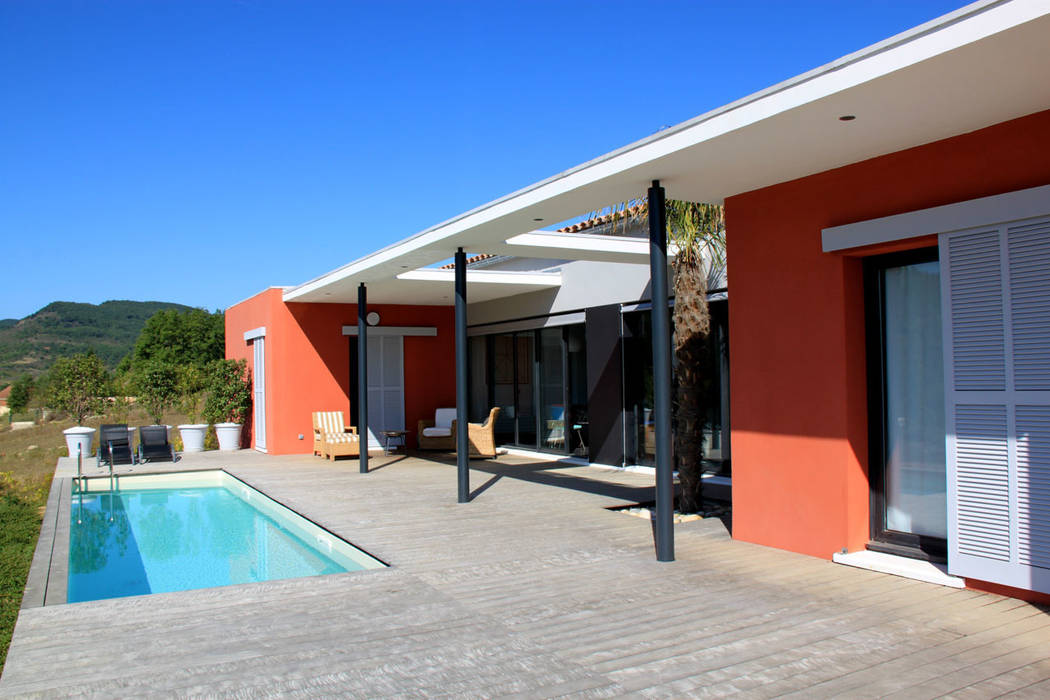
[75,445,116,521]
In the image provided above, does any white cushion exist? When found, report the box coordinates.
[434,408,456,429]
[422,427,452,438]
[325,433,358,443]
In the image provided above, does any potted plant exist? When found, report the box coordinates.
[47,352,106,458]
[176,365,208,452]
[203,359,251,451]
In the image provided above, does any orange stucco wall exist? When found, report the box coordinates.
[725,108,1050,559]
[225,288,456,455]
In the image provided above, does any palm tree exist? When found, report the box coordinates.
[584,198,726,513]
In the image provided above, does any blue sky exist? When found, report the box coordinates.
[0,0,968,319]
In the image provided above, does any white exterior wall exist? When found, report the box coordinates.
[466,258,656,325]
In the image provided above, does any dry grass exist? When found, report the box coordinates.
[0,407,191,496]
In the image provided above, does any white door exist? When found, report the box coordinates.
[366,335,404,450]
[253,338,266,451]
[941,218,1050,592]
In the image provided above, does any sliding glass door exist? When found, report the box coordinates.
[473,325,587,455]
[867,249,947,559]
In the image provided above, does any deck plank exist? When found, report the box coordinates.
[3,450,1049,697]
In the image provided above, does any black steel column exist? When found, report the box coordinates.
[358,283,369,474]
[455,248,469,502]
[648,180,674,562]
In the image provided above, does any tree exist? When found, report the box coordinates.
[46,352,108,425]
[7,375,34,413]
[665,201,725,514]
[202,359,251,425]
[593,198,726,513]
[134,361,179,425]
[129,308,224,371]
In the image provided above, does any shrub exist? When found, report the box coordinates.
[134,362,178,425]
[45,352,107,425]
[202,359,251,425]
[176,365,207,424]
[7,376,33,414]
[106,373,133,424]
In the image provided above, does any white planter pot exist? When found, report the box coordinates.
[215,422,242,451]
[178,424,208,452]
[63,426,96,459]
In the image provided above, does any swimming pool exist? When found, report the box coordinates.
[68,470,385,603]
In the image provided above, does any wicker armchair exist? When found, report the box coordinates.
[312,411,360,460]
[417,408,456,451]
[453,407,501,458]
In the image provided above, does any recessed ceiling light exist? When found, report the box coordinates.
[838,115,856,121]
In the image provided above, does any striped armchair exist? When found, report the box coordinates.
[312,411,360,460]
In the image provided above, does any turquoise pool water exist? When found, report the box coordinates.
[68,472,383,603]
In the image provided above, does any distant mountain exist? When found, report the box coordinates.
[0,300,197,384]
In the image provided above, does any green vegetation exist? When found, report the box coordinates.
[121,308,225,427]
[6,377,32,414]
[0,475,44,671]
[0,300,196,386]
[45,353,108,425]
[202,359,251,424]
[133,362,179,425]
[125,308,224,372]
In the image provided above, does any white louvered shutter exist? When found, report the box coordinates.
[941,218,1050,592]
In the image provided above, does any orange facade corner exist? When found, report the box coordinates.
[225,288,456,455]
[725,108,1050,562]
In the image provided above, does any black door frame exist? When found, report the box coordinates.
[863,246,947,562]
[482,326,579,456]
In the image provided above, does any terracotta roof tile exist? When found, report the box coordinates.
[438,253,498,270]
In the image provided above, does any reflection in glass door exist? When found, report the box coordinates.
[539,328,566,450]
[475,326,586,455]
[867,249,947,559]
[490,333,535,447]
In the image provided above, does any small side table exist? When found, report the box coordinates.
[381,430,409,454]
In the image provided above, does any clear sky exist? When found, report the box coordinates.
[1,0,969,319]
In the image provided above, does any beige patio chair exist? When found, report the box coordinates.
[417,407,456,451]
[312,410,359,459]
[453,406,501,458]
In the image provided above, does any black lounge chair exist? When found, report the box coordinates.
[138,425,176,463]
[98,423,135,468]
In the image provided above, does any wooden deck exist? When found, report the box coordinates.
[3,450,1049,698]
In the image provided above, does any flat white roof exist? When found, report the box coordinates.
[284,0,1050,305]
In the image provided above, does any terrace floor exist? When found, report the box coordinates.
[3,449,1050,698]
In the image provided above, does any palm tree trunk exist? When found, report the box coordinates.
[672,253,710,513]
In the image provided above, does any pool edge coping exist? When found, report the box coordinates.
[24,463,389,608]
[21,473,65,608]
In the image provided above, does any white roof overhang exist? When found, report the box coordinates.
[306,269,562,306]
[284,0,1050,305]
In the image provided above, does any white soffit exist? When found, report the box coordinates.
[306,269,562,306]
[497,231,651,263]
[284,0,1050,304]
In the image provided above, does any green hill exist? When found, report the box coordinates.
[0,300,197,384]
